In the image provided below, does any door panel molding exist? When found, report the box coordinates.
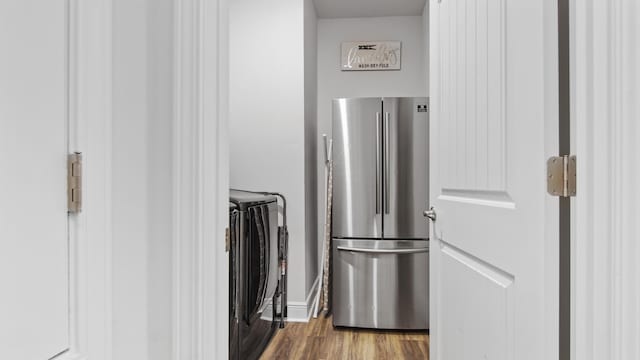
[572,0,640,359]
[438,189,515,209]
[438,0,506,192]
[173,0,229,359]
[439,245,515,360]
[57,0,114,359]
[440,241,515,287]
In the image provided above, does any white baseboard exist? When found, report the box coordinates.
[262,275,321,323]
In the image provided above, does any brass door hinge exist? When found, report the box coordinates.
[225,227,230,252]
[68,153,82,213]
[547,155,576,197]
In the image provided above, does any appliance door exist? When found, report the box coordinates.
[382,97,429,239]
[229,208,239,360]
[244,202,279,325]
[332,238,429,329]
[332,98,383,238]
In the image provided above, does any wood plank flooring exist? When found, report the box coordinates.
[260,316,429,360]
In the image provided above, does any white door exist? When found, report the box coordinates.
[429,0,559,359]
[0,1,70,358]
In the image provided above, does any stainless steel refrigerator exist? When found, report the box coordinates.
[332,97,429,330]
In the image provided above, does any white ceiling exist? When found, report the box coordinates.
[314,0,427,19]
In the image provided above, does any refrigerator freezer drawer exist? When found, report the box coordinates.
[332,239,429,330]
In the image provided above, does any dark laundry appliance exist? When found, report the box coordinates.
[229,189,288,360]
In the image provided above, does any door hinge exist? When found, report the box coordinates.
[547,155,576,197]
[225,227,230,252]
[68,152,82,213]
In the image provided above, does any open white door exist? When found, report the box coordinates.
[429,0,559,359]
[0,1,70,358]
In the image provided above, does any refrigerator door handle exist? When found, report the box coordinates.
[376,112,381,214]
[384,112,390,214]
[337,246,428,254]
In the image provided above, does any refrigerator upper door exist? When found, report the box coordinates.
[332,97,383,238]
[382,97,429,239]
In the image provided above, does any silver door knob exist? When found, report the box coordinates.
[423,207,437,221]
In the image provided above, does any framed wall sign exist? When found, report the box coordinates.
[340,41,402,71]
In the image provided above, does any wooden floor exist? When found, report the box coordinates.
[260,316,429,360]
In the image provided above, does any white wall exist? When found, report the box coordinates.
[316,15,428,248]
[423,5,429,85]
[230,0,318,316]
[112,0,173,358]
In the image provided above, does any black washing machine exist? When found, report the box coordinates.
[229,190,287,360]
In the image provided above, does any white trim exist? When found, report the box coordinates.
[58,0,114,359]
[296,275,322,322]
[173,0,229,359]
[304,276,322,321]
[284,303,314,323]
[262,275,321,323]
[572,0,640,359]
[261,303,311,324]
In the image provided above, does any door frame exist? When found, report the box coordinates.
[571,0,640,359]
[64,0,234,358]
[59,0,114,359]
[177,0,640,359]
[172,0,230,359]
